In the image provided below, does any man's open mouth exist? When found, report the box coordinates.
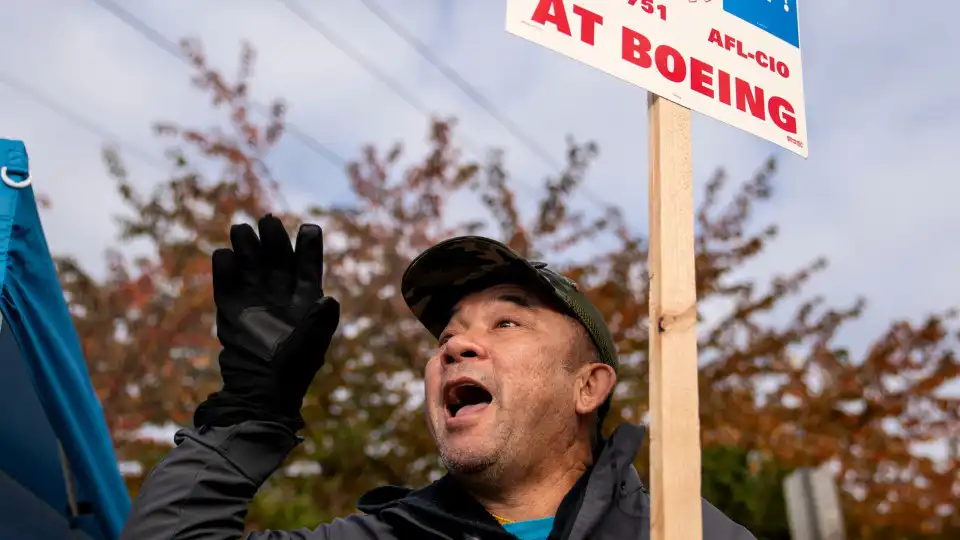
[444,379,493,418]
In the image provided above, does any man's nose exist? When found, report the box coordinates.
[442,333,488,366]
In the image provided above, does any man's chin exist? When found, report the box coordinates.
[437,432,501,474]
[440,448,499,476]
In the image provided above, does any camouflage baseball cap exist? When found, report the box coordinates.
[401,236,619,374]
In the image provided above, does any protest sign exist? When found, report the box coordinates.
[506,2,808,539]
[506,0,807,156]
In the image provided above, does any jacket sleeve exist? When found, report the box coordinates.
[119,420,309,540]
[701,497,758,540]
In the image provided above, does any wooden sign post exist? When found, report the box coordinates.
[506,2,809,539]
[647,93,701,540]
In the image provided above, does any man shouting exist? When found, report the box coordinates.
[120,214,755,540]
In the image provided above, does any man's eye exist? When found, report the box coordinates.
[438,334,452,346]
[496,320,518,329]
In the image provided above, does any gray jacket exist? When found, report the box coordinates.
[119,421,756,540]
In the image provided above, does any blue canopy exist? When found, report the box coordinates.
[0,139,130,539]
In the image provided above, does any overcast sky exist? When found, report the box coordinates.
[2,0,958,365]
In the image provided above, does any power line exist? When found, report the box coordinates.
[88,0,618,217]
[356,0,560,170]
[87,0,540,206]
[274,0,551,197]
[354,0,616,210]
[0,71,297,214]
[89,0,349,170]
[0,72,165,169]
[277,0,434,119]
[273,0,548,199]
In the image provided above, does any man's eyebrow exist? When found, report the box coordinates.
[446,292,538,321]
[496,293,537,309]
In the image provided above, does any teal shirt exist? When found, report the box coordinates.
[502,517,555,540]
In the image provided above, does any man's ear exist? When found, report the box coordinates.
[574,363,617,416]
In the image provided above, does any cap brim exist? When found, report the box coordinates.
[401,236,553,338]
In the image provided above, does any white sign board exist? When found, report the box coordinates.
[506,0,808,157]
[783,466,847,540]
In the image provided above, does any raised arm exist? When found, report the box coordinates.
[120,215,341,539]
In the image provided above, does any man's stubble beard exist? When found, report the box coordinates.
[438,419,513,482]
[441,446,502,477]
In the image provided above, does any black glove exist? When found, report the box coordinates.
[194,214,340,432]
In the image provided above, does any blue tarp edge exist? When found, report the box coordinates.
[0,139,131,539]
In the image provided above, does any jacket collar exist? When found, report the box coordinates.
[356,423,647,539]
[562,423,646,540]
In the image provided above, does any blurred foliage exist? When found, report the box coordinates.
[53,41,959,539]
[701,446,792,540]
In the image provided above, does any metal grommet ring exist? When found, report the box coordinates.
[1,166,31,189]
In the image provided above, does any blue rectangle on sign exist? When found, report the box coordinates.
[723,0,800,48]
